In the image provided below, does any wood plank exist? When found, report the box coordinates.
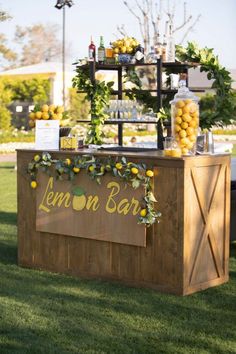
[17,150,231,295]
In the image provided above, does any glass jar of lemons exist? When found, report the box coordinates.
[170,80,199,156]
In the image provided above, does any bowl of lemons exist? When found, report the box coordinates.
[111,36,139,63]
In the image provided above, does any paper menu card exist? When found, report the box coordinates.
[35,120,59,150]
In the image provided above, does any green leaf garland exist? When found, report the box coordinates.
[27,152,161,227]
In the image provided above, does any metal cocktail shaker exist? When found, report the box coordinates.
[205,131,214,153]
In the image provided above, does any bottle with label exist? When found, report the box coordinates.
[146,46,158,63]
[134,45,145,63]
[88,36,96,61]
[98,36,105,64]
[166,23,175,62]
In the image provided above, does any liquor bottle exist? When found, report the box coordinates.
[162,35,167,62]
[166,23,175,62]
[98,36,105,64]
[88,36,96,61]
[134,45,145,63]
[146,46,158,63]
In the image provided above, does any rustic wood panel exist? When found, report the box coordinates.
[36,171,146,247]
[17,150,230,295]
[183,160,230,294]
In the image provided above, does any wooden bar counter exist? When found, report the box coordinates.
[17,149,231,295]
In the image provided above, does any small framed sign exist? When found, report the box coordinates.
[35,120,59,150]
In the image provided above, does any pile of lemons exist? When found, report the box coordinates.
[173,99,199,155]
[28,104,65,128]
[111,37,139,54]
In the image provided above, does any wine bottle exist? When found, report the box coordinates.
[98,36,105,64]
[88,36,96,61]
[166,24,175,62]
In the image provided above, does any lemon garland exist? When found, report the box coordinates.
[27,152,161,226]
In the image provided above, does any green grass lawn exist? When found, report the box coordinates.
[0,163,235,354]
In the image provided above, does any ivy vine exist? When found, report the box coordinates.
[28,152,161,227]
[176,42,235,129]
[72,63,114,145]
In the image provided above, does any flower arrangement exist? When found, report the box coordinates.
[27,152,161,226]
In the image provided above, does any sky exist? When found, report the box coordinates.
[0,0,236,69]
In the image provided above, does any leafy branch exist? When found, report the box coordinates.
[176,42,235,129]
[72,63,114,145]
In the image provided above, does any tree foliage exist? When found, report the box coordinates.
[0,7,17,67]
[14,24,62,66]
[121,0,201,52]
[2,77,50,104]
[0,80,12,130]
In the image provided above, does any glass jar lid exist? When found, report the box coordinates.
[170,79,199,104]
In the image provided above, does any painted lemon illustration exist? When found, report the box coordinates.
[72,186,86,211]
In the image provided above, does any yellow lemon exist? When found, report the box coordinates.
[42,104,49,112]
[30,181,37,189]
[180,137,189,146]
[57,113,63,120]
[29,120,35,128]
[56,106,64,113]
[182,113,192,123]
[115,162,122,170]
[171,149,182,158]
[181,122,188,130]
[181,147,189,155]
[186,142,194,150]
[175,109,183,117]
[186,127,194,136]
[175,100,185,108]
[105,164,111,171]
[175,124,181,133]
[184,99,192,104]
[179,130,187,138]
[189,102,197,114]
[89,165,95,172]
[175,116,182,124]
[146,170,154,177]
[35,111,42,119]
[131,167,139,175]
[49,104,56,112]
[175,135,180,142]
[140,208,147,217]
[42,112,49,120]
[34,154,40,162]
[182,105,191,114]
[52,113,59,120]
[121,46,127,53]
[73,167,80,173]
[100,165,105,173]
[29,112,35,120]
[65,158,71,165]
[189,120,197,128]
[189,134,197,142]
[191,112,198,119]
[164,149,172,156]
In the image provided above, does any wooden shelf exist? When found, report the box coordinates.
[75,61,191,70]
[77,119,158,124]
